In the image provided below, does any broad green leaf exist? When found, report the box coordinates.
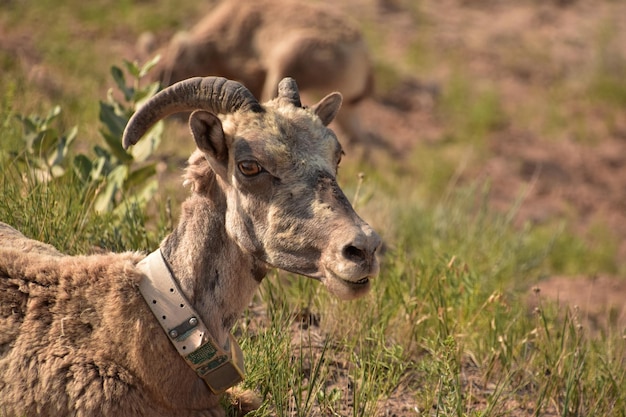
[90,155,107,181]
[107,164,129,187]
[139,178,158,200]
[130,120,162,162]
[94,165,128,213]
[47,125,78,168]
[106,88,129,116]
[50,164,65,178]
[35,128,60,154]
[134,179,158,206]
[139,54,161,78]
[94,182,116,213]
[113,179,158,217]
[93,145,111,160]
[100,129,133,164]
[93,147,115,176]
[66,124,78,142]
[99,101,129,139]
[123,59,141,79]
[72,154,93,184]
[16,114,38,133]
[47,136,68,168]
[47,105,62,120]
[42,105,61,127]
[124,164,156,191]
[111,66,134,102]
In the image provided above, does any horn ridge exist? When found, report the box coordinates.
[122,76,263,149]
[277,77,302,108]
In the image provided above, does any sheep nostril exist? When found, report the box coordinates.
[343,245,367,263]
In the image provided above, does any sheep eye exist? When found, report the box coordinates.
[238,160,263,177]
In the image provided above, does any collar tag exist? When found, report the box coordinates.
[188,334,245,393]
[137,249,244,394]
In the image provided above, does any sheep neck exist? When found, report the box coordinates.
[160,190,268,349]
[137,249,245,394]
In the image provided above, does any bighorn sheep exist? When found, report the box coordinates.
[0,76,381,417]
[141,0,373,143]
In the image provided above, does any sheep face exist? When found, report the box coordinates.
[189,94,381,300]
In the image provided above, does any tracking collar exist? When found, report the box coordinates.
[137,249,245,394]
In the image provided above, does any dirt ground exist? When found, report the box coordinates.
[2,0,624,333]
[323,0,626,336]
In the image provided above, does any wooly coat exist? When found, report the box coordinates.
[0,76,381,417]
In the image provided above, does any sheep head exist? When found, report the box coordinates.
[123,77,381,300]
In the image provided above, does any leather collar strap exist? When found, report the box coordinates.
[136,249,245,394]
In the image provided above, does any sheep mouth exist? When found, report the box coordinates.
[324,272,372,299]
[302,268,372,299]
[309,273,370,287]
[344,277,370,286]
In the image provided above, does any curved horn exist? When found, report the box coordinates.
[122,77,264,149]
[277,77,302,108]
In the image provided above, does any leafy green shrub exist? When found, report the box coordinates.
[13,105,78,180]
[1,57,165,253]
[79,56,163,214]
[10,57,163,215]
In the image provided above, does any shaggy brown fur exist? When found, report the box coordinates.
[0,227,255,417]
[0,222,63,257]
[140,0,373,142]
[0,76,380,416]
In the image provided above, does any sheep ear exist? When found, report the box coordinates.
[189,110,228,176]
[312,92,342,126]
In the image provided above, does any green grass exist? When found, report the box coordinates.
[2,1,626,416]
[229,180,626,416]
[0,155,164,254]
[3,90,626,416]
